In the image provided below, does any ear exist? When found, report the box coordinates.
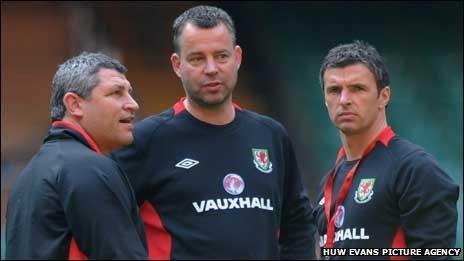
[234,45,242,70]
[171,53,181,78]
[379,86,391,109]
[63,92,85,118]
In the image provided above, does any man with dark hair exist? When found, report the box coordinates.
[112,5,316,260]
[5,52,147,259]
[313,40,459,258]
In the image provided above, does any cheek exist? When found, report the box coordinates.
[95,104,118,126]
[325,100,336,113]
[82,105,100,125]
[182,64,200,75]
[365,99,379,112]
[182,69,200,83]
[225,63,238,75]
[328,108,337,120]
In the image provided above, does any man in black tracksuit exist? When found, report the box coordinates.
[5,52,147,259]
[313,40,459,260]
[112,5,316,260]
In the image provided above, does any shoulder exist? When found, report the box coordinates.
[57,151,135,204]
[133,108,175,139]
[386,136,437,168]
[239,109,289,137]
[386,136,457,187]
[59,147,120,186]
[120,108,176,155]
[62,140,115,167]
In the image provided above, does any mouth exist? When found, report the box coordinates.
[119,116,135,125]
[337,112,357,120]
[202,81,222,91]
[338,112,356,117]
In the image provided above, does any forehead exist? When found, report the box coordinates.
[178,22,234,53]
[323,64,376,85]
[95,68,129,86]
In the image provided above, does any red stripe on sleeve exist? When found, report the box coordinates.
[390,226,408,260]
[68,237,87,260]
[140,201,172,260]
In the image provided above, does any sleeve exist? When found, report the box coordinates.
[111,117,160,204]
[395,151,459,253]
[59,160,148,259]
[279,135,317,260]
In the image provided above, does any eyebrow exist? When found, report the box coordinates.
[113,83,133,93]
[349,83,367,88]
[186,52,204,57]
[326,84,341,89]
[187,49,230,57]
[326,80,368,87]
[214,49,230,54]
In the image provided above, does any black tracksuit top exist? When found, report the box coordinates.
[113,99,317,259]
[313,127,459,260]
[5,124,147,259]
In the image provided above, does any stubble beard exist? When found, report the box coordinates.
[185,83,234,109]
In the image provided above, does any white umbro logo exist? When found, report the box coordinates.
[175,158,199,169]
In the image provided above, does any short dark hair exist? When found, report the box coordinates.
[172,5,236,54]
[319,40,390,92]
[50,52,127,121]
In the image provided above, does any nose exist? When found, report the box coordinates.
[124,94,139,112]
[339,88,352,106]
[204,57,218,75]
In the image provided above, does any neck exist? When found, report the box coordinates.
[60,117,81,127]
[59,117,107,155]
[184,97,235,125]
[340,118,387,161]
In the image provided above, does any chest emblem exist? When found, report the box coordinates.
[252,148,273,173]
[334,205,345,228]
[223,173,245,195]
[175,158,199,169]
[354,178,375,204]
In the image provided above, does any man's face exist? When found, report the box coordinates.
[323,64,390,135]
[171,22,242,107]
[80,68,139,153]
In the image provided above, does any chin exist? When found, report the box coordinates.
[126,136,134,145]
[118,135,134,147]
[337,123,360,135]
[204,98,226,106]
[197,95,229,107]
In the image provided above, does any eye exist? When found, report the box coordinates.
[326,86,341,94]
[188,56,204,65]
[111,89,123,96]
[216,53,229,62]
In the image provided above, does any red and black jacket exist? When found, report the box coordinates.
[313,127,459,260]
[5,121,147,259]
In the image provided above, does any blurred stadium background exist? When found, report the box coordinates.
[2,1,462,257]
